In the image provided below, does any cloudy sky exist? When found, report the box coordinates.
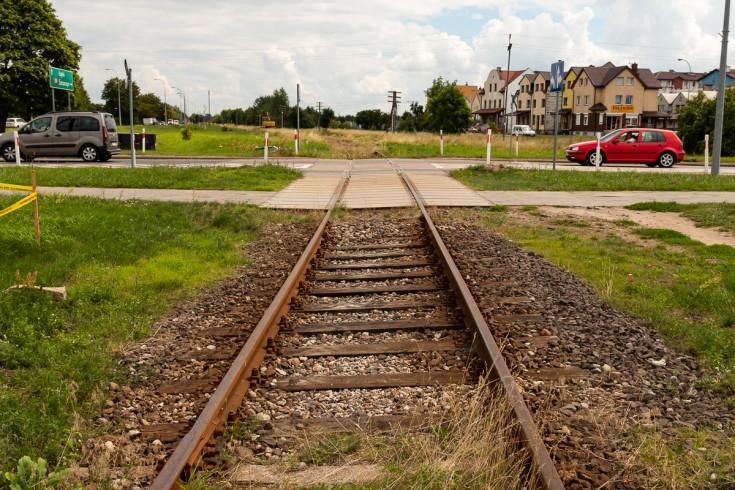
[50,0,730,117]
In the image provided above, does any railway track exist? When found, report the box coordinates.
[146,166,563,489]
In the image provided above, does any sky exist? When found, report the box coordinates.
[49,0,731,117]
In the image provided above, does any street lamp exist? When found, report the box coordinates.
[153,78,167,124]
[677,58,692,74]
[172,86,186,123]
[105,68,122,126]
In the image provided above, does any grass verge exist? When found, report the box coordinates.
[0,163,302,191]
[0,192,317,477]
[463,204,735,485]
[451,164,735,191]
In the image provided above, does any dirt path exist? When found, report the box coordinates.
[536,206,735,248]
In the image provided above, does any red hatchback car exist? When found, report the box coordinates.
[565,128,685,168]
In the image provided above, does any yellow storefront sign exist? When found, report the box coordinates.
[611,104,635,113]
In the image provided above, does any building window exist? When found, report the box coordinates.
[627,77,634,85]
[526,100,530,108]
[615,95,622,104]
[625,95,633,105]
[533,99,537,108]
[567,80,572,88]
[583,114,589,125]
[617,77,624,85]
[599,113,604,124]
[576,113,581,125]
[563,97,568,106]
[584,95,589,105]
[576,96,581,105]
[542,99,546,108]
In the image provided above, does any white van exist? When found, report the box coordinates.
[511,125,536,137]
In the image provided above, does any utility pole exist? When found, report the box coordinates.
[388,91,401,132]
[712,0,730,176]
[208,90,211,119]
[316,101,322,129]
[503,34,512,137]
[280,106,286,128]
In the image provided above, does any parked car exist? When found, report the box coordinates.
[511,124,536,137]
[5,117,26,129]
[0,111,120,162]
[565,128,685,168]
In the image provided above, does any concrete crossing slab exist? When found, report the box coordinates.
[261,174,343,209]
[406,174,489,207]
[341,174,414,209]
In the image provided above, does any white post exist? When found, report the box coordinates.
[264,132,269,163]
[705,134,709,172]
[515,134,519,157]
[440,130,444,155]
[294,129,298,155]
[486,131,491,165]
[595,132,601,170]
[13,131,21,166]
[142,127,146,154]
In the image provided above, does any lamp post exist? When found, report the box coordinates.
[105,68,122,126]
[172,86,186,123]
[153,78,167,124]
[677,58,692,74]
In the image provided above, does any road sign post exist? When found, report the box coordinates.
[49,66,74,112]
[549,60,564,171]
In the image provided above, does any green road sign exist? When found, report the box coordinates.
[49,66,74,91]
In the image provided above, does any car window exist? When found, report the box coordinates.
[24,117,52,133]
[56,116,78,132]
[601,130,622,142]
[652,131,666,143]
[104,115,117,133]
[79,116,100,132]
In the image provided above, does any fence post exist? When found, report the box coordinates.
[264,132,269,163]
[440,130,443,156]
[142,127,146,154]
[14,131,21,166]
[705,134,709,172]
[595,132,601,170]
[515,134,519,158]
[486,131,492,165]
[294,129,298,155]
[31,170,40,245]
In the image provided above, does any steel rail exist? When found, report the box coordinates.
[399,171,564,490]
[151,175,348,489]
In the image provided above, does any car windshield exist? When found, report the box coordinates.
[600,130,623,142]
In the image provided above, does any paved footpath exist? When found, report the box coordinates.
[6,158,735,209]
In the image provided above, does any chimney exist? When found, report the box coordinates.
[632,63,639,74]
[497,67,502,71]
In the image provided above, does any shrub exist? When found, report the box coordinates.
[181,124,194,140]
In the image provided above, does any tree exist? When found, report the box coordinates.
[137,93,163,120]
[101,77,140,125]
[356,109,389,130]
[252,88,290,123]
[425,81,471,134]
[424,77,454,101]
[320,107,335,129]
[0,0,81,131]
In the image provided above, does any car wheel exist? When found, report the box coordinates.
[645,162,657,168]
[586,151,604,166]
[657,152,675,168]
[80,144,99,162]
[1,143,16,162]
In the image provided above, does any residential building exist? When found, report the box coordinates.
[658,90,717,129]
[697,69,735,90]
[570,63,662,134]
[455,83,483,124]
[655,70,703,93]
[559,67,583,133]
[473,67,532,130]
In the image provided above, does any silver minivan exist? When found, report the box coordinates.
[1,111,120,162]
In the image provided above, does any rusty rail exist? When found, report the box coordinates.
[151,176,348,489]
[400,172,564,490]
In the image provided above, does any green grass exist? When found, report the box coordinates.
[626,201,735,234]
[0,193,317,476]
[469,205,735,391]
[0,163,301,191]
[452,164,735,191]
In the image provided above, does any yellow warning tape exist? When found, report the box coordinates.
[0,182,37,218]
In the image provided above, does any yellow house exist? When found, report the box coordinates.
[560,67,583,132]
[570,63,662,134]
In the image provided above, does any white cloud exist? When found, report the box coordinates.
[47,0,735,116]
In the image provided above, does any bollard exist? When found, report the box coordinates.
[142,127,146,153]
[595,132,601,170]
[294,129,298,155]
[486,131,492,165]
[13,131,21,166]
[515,134,519,158]
[440,130,443,156]
[705,134,709,172]
[264,132,269,163]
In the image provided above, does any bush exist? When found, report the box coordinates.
[181,124,194,140]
